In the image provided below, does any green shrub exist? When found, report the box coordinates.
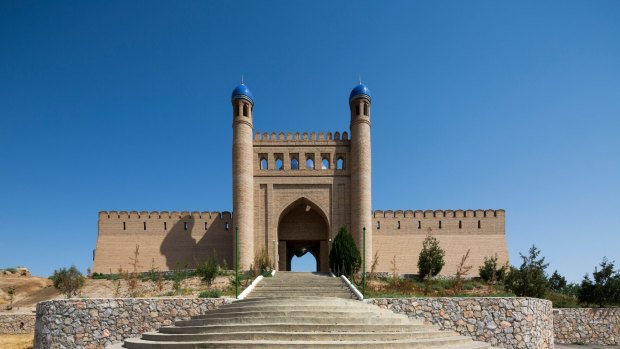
[578,257,620,307]
[549,270,568,292]
[50,265,85,298]
[417,234,445,280]
[329,226,361,277]
[196,254,219,286]
[479,254,507,283]
[504,245,549,298]
[198,290,222,298]
[546,291,579,308]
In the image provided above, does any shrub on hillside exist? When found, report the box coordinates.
[578,257,620,307]
[196,253,219,286]
[329,226,361,277]
[198,290,222,298]
[478,254,508,283]
[50,265,85,298]
[504,245,549,298]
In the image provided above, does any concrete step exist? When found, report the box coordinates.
[141,330,456,342]
[157,323,432,334]
[120,336,487,348]
[176,315,411,326]
[190,310,409,320]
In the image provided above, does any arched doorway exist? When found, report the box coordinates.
[277,198,329,272]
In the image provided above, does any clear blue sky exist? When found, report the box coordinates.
[1,1,618,282]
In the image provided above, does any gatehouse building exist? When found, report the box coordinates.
[93,83,509,275]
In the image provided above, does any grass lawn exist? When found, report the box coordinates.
[0,334,34,349]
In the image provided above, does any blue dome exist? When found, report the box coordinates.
[349,84,371,102]
[231,84,254,103]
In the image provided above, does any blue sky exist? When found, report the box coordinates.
[1,1,618,281]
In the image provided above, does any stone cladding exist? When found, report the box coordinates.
[0,312,35,334]
[554,308,620,345]
[34,298,232,349]
[368,297,553,349]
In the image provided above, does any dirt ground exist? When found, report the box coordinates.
[0,334,34,349]
[0,273,234,313]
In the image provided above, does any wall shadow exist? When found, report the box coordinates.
[160,214,233,270]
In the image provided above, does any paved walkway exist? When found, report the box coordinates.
[556,345,620,349]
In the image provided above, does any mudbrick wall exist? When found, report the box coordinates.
[34,298,232,349]
[0,312,36,334]
[554,307,620,345]
[368,297,553,349]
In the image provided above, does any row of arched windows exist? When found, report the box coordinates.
[260,156,345,170]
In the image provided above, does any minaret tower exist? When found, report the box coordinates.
[231,83,255,269]
[349,83,372,270]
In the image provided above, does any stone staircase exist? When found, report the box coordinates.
[111,272,497,348]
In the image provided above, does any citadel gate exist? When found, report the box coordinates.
[93,82,509,277]
[277,198,330,272]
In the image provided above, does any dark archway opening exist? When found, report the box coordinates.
[277,199,329,272]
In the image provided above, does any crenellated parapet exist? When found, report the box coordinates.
[373,209,505,218]
[372,209,505,235]
[253,131,350,143]
[98,211,232,220]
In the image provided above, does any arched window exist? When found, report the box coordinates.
[363,103,368,116]
[336,157,344,170]
[235,104,239,116]
[322,158,330,169]
[306,157,314,169]
[291,158,299,170]
[459,220,462,229]
[275,158,283,170]
[242,104,248,117]
[260,158,268,170]
[204,222,208,230]
[356,105,360,115]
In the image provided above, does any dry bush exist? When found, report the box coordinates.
[452,249,472,294]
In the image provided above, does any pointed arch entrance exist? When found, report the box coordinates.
[277,198,330,272]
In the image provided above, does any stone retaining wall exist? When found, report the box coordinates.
[34,298,232,349]
[553,307,620,345]
[368,298,553,349]
[0,312,36,334]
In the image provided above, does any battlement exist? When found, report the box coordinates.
[373,209,505,218]
[98,211,232,220]
[253,131,350,142]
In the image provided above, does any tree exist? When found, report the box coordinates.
[504,245,549,298]
[578,257,620,307]
[417,234,445,280]
[478,254,507,283]
[549,270,567,292]
[329,226,361,277]
[50,266,85,299]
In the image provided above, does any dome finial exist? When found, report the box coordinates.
[241,73,244,85]
[358,74,362,85]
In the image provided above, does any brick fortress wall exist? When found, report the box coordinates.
[372,209,508,276]
[93,211,233,273]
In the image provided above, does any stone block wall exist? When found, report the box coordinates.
[0,312,36,334]
[34,298,232,349]
[554,308,620,345]
[368,297,553,349]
